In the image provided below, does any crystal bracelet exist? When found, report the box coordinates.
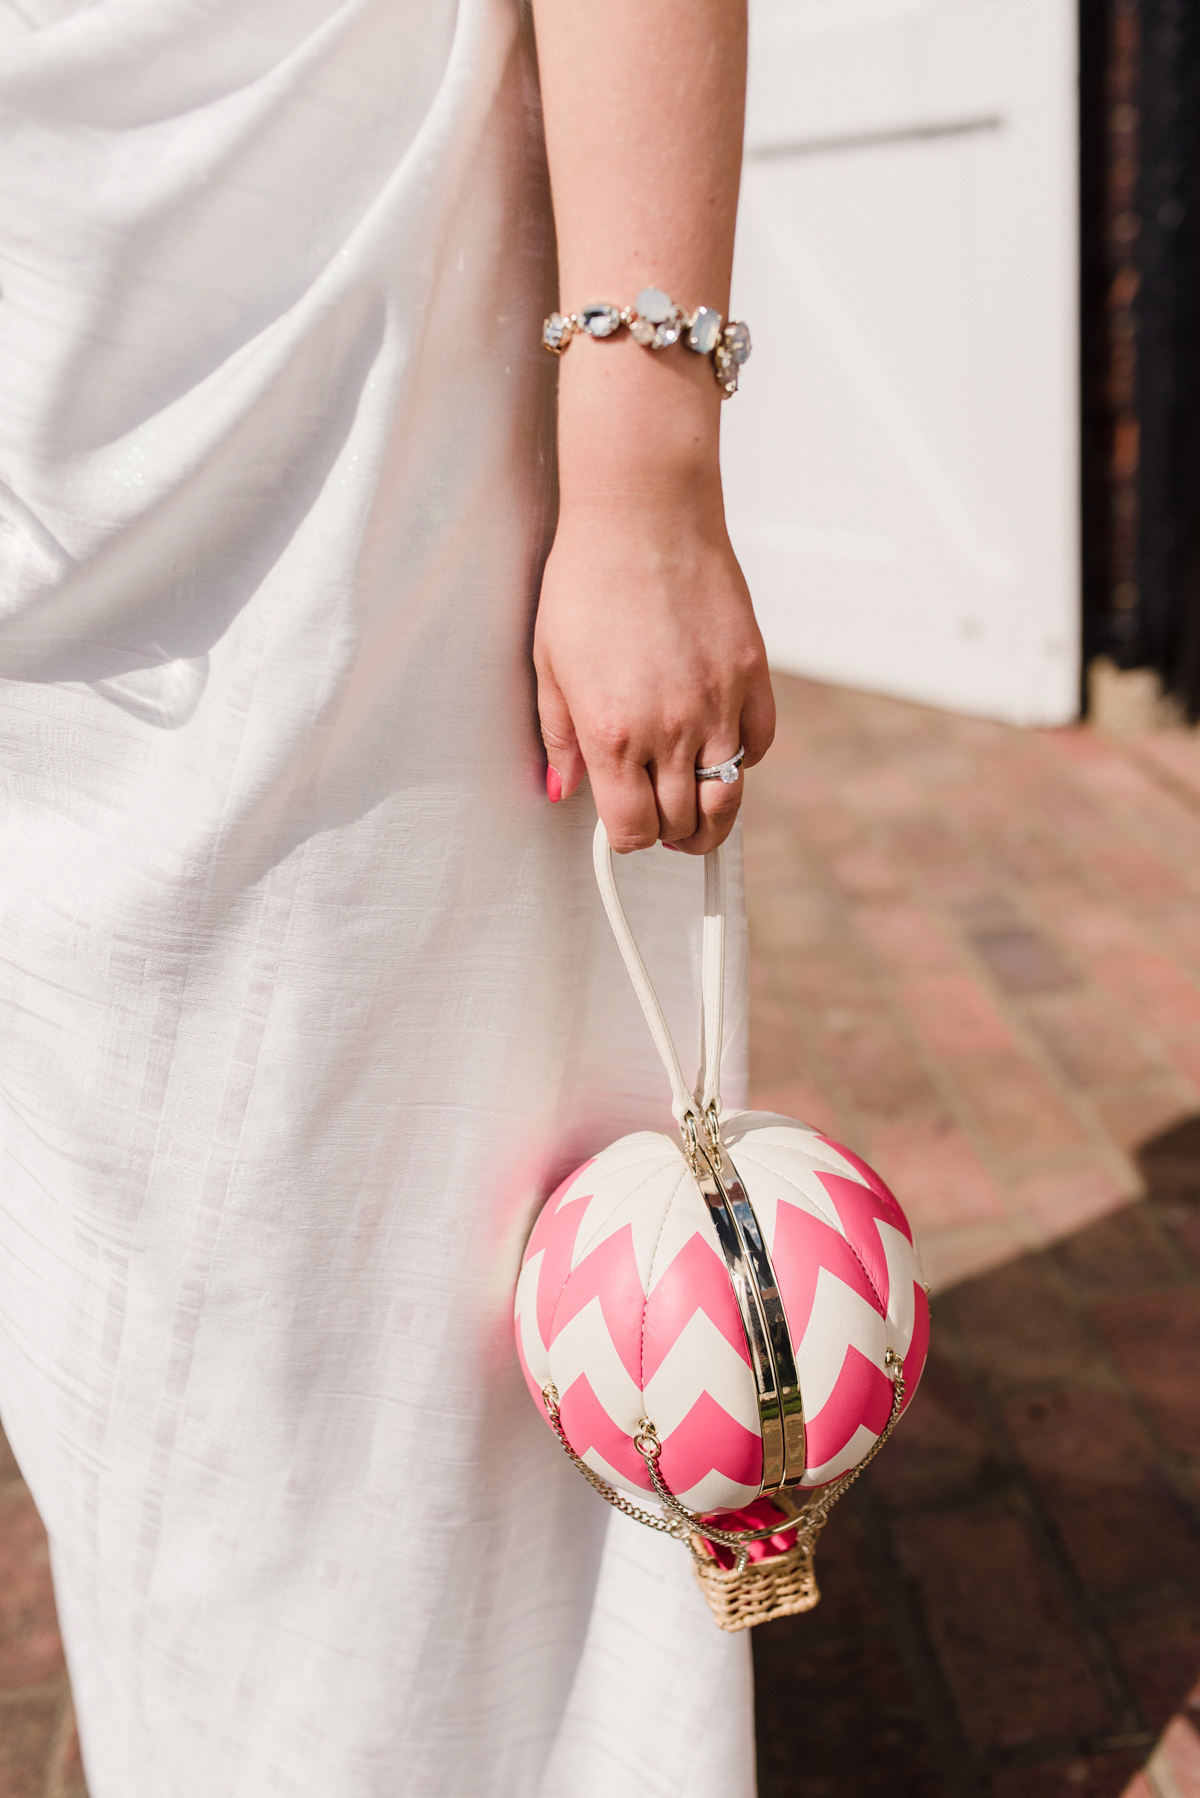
[542,285,752,397]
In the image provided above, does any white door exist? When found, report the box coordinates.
[723,0,1079,726]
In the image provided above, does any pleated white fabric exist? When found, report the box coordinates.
[0,1,757,1793]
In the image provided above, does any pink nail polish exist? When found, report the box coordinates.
[546,766,562,803]
[663,842,682,853]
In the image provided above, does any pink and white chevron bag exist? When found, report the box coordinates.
[514,821,930,1629]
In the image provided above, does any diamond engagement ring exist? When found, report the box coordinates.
[695,747,746,785]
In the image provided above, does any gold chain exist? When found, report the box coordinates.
[541,1348,907,1571]
[540,1387,690,1540]
[799,1350,907,1521]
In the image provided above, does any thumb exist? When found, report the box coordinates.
[536,661,585,802]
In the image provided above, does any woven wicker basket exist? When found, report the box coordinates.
[690,1532,823,1632]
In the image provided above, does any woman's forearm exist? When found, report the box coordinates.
[530,1,770,854]
[531,0,748,505]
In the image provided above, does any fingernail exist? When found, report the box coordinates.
[546,766,562,803]
[662,842,683,853]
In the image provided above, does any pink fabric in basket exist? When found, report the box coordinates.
[697,1498,798,1571]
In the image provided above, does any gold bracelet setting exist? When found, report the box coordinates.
[542,286,752,397]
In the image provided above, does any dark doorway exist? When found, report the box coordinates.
[1081,0,1200,716]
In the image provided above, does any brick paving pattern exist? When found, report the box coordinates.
[749,678,1200,1798]
[4,673,1200,1795]
[0,1430,84,1798]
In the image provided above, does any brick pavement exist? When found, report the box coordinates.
[749,677,1200,1798]
[0,1431,83,1798]
[4,673,1200,1795]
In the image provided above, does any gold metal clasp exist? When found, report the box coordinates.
[681,1110,703,1174]
[702,1102,725,1170]
[634,1417,662,1461]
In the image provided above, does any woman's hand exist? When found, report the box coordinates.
[535,485,774,855]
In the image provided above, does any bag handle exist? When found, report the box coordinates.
[592,819,726,1127]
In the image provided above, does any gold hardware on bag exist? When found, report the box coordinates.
[541,1352,907,1630]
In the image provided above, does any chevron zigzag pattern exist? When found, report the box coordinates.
[515,1112,929,1516]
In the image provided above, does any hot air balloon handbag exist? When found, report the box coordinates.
[514,821,930,1631]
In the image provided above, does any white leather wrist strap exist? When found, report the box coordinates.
[592,820,726,1127]
[592,819,820,1498]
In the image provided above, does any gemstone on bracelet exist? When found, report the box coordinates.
[713,341,739,393]
[725,320,752,365]
[579,301,621,338]
[542,312,573,353]
[633,286,684,349]
[687,306,724,356]
[634,286,675,323]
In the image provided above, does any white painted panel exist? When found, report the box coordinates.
[723,0,1079,725]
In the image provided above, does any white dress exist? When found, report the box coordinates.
[0,2,756,1794]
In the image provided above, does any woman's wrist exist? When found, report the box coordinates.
[556,337,724,508]
[550,469,737,574]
